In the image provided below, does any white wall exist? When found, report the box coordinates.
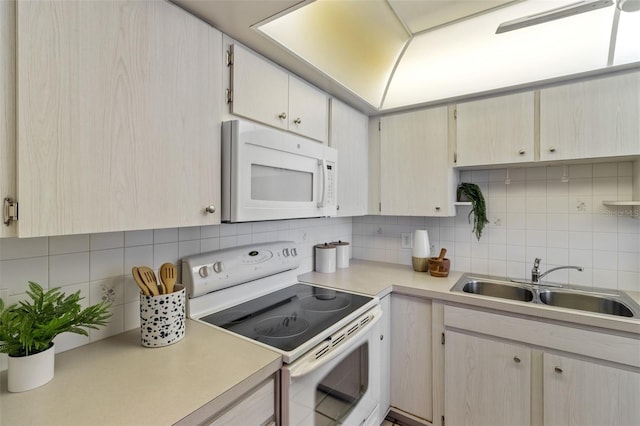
[0,217,351,366]
[353,161,640,293]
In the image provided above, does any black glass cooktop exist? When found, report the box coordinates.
[200,284,373,352]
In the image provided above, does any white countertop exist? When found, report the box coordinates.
[298,260,640,335]
[0,321,282,426]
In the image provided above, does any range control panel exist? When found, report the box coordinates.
[182,241,300,298]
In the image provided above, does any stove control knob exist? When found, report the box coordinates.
[198,266,209,278]
[283,248,290,257]
[291,248,298,257]
[213,261,224,273]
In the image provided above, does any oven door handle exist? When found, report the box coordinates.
[287,306,382,379]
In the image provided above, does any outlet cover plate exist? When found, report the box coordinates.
[401,232,412,249]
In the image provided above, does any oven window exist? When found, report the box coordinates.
[251,164,313,202]
[315,342,369,425]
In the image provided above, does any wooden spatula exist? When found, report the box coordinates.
[159,263,177,294]
[131,267,151,296]
[137,266,160,296]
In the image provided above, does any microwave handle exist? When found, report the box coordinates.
[317,159,328,208]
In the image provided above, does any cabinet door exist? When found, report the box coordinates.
[367,118,381,215]
[391,294,432,421]
[378,295,392,422]
[230,43,289,132]
[289,75,328,143]
[544,353,640,426]
[540,72,640,161]
[380,107,456,216]
[16,0,221,236]
[0,0,15,238]
[455,92,535,166]
[329,99,368,216]
[445,331,531,426]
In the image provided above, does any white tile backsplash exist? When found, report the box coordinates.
[353,161,640,292]
[0,216,351,356]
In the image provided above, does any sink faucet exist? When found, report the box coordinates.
[531,258,583,284]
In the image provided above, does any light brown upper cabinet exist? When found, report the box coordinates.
[379,106,458,216]
[540,71,640,161]
[329,99,368,217]
[0,0,16,238]
[455,92,535,167]
[228,43,329,144]
[15,0,222,237]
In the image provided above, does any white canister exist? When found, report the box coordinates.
[315,243,337,273]
[412,230,430,258]
[331,240,350,269]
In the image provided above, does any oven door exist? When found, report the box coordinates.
[222,119,337,222]
[281,309,381,426]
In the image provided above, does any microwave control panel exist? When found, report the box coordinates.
[326,162,336,206]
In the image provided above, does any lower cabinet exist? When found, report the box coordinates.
[444,331,531,426]
[444,305,640,426]
[544,353,640,426]
[378,295,392,423]
[390,294,433,423]
[207,378,276,426]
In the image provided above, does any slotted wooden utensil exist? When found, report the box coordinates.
[137,266,160,296]
[131,267,151,296]
[159,263,177,294]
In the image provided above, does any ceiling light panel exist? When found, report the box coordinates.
[389,0,518,33]
[258,0,410,107]
[383,0,616,109]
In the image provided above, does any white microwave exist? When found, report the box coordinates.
[221,119,337,223]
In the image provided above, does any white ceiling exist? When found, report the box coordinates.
[172,0,640,114]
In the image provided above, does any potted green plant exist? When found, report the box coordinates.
[457,182,490,241]
[0,281,111,392]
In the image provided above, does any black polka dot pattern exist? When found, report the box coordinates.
[140,285,186,347]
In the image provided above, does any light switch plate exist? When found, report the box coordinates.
[401,232,412,249]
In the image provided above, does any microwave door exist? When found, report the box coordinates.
[232,144,323,222]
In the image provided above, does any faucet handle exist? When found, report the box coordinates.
[533,258,541,269]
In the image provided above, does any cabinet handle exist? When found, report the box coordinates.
[380,334,384,341]
[518,150,526,155]
[293,117,302,125]
[204,205,216,214]
[278,112,287,120]
[336,205,340,211]
[435,206,441,211]
[554,366,563,374]
[513,356,521,363]
[549,147,557,153]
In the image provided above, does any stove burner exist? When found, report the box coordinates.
[255,315,310,339]
[300,295,351,312]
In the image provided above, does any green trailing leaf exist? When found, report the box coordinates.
[457,182,490,241]
[0,282,111,357]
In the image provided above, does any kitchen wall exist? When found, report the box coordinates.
[0,217,351,367]
[353,161,640,293]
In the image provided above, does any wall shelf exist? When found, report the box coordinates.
[602,201,640,206]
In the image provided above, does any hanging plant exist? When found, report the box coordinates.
[457,182,489,241]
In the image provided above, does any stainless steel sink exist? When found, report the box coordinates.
[462,280,534,302]
[451,274,640,319]
[539,290,635,318]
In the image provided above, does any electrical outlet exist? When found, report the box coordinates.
[401,232,412,249]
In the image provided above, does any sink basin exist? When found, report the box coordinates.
[461,280,534,302]
[451,274,640,319]
[539,290,634,318]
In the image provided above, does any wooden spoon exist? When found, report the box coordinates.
[131,267,151,296]
[159,263,177,294]
[137,266,160,296]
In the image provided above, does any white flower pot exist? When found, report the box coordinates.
[8,344,55,392]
